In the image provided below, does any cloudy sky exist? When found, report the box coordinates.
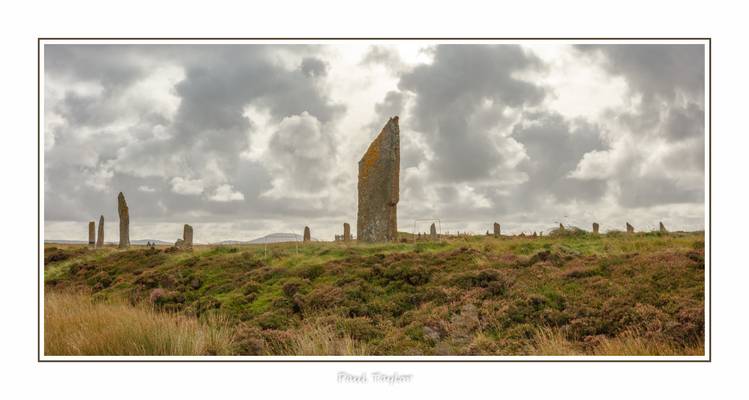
[43,42,706,243]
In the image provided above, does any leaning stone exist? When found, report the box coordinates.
[303,226,311,243]
[626,222,634,233]
[96,215,104,248]
[659,222,667,234]
[357,117,400,242]
[559,223,565,232]
[88,221,95,247]
[592,222,600,234]
[117,192,130,249]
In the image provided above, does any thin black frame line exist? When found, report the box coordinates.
[38,37,711,41]
[37,37,711,363]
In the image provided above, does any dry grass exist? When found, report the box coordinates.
[528,327,704,356]
[44,291,235,356]
[268,322,370,356]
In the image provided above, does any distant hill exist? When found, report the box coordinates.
[248,233,307,244]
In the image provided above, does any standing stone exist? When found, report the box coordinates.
[430,223,437,240]
[626,222,634,234]
[303,226,311,243]
[659,221,667,234]
[493,222,500,238]
[357,116,400,242]
[117,192,130,249]
[559,223,565,232]
[96,215,104,248]
[175,224,193,249]
[184,224,193,247]
[88,221,95,247]
[592,222,600,234]
[343,223,351,242]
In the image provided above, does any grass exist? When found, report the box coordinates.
[44,291,235,356]
[44,231,705,356]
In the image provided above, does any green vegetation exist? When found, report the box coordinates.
[44,231,705,356]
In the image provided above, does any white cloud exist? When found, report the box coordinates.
[138,185,156,192]
[170,177,204,195]
[209,184,245,202]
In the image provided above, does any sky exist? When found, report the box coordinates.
[43,42,706,243]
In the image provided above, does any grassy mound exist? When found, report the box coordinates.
[44,232,705,356]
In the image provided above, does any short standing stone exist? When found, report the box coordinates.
[626,222,634,233]
[303,226,311,243]
[430,223,437,240]
[96,215,104,248]
[117,192,130,249]
[343,223,351,242]
[88,221,95,247]
[659,222,667,234]
[559,223,565,232]
[357,117,400,242]
[592,222,600,234]
[493,222,500,238]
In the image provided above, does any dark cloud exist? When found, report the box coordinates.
[300,57,328,77]
[398,45,546,182]
[576,44,705,101]
[510,112,608,206]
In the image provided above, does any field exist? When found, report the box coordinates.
[43,231,705,356]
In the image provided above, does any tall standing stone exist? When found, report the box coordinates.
[117,192,130,249]
[626,222,634,234]
[592,222,600,234]
[303,226,311,243]
[184,224,193,247]
[493,222,500,238]
[357,116,400,242]
[430,223,437,240]
[88,221,95,247]
[96,215,104,248]
[659,221,667,234]
[343,223,351,242]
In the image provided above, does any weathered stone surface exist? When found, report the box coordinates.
[343,223,351,242]
[88,221,95,247]
[184,224,193,247]
[117,192,130,249]
[592,222,600,234]
[303,226,311,243]
[96,215,104,247]
[626,222,634,233]
[659,221,667,234]
[430,223,437,240]
[493,222,500,238]
[175,238,185,247]
[357,116,400,242]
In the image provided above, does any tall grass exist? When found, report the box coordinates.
[44,291,235,356]
[267,322,370,356]
[528,327,704,356]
